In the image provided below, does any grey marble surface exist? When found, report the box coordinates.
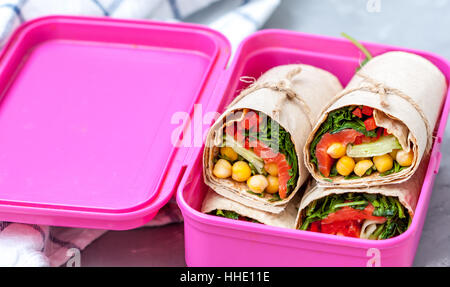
[81,0,450,267]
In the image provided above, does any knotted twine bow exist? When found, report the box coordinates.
[321,71,433,151]
[226,67,314,128]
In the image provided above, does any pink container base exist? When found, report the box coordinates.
[176,30,450,267]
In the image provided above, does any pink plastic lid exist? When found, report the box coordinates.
[0,16,230,229]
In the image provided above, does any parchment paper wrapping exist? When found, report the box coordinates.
[304,51,447,187]
[204,64,343,213]
[202,190,299,229]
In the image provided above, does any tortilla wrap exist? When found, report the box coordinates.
[202,189,300,229]
[304,51,447,186]
[203,64,343,213]
[295,157,428,231]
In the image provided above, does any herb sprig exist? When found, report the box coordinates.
[341,32,373,70]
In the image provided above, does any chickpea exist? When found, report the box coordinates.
[373,154,394,173]
[354,159,374,177]
[389,149,400,159]
[327,143,346,159]
[336,156,356,176]
[265,175,279,194]
[232,161,252,182]
[220,146,238,162]
[247,175,269,194]
[264,162,279,177]
[396,150,414,167]
[355,157,370,163]
[213,159,232,179]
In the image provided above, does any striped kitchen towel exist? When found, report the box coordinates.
[0,0,281,267]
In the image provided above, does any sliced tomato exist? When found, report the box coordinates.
[352,107,362,118]
[376,127,383,140]
[244,136,251,149]
[311,203,386,238]
[309,221,321,232]
[321,220,362,238]
[315,129,363,177]
[383,128,391,136]
[252,141,292,199]
[240,110,262,131]
[225,122,236,137]
[321,203,386,225]
[354,134,380,145]
[226,124,245,145]
[364,117,377,131]
[361,106,374,116]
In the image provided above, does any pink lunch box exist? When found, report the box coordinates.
[176,30,450,267]
[0,16,449,267]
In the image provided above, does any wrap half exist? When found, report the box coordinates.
[202,190,299,229]
[304,51,447,186]
[203,64,343,213]
[295,159,427,240]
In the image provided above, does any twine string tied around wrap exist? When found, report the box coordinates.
[320,71,433,151]
[227,67,314,127]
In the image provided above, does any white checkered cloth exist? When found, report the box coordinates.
[0,0,280,267]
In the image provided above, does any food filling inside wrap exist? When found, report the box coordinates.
[212,109,299,202]
[310,105,414,180]
[210,209,261,224]
[299,193,411,240]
